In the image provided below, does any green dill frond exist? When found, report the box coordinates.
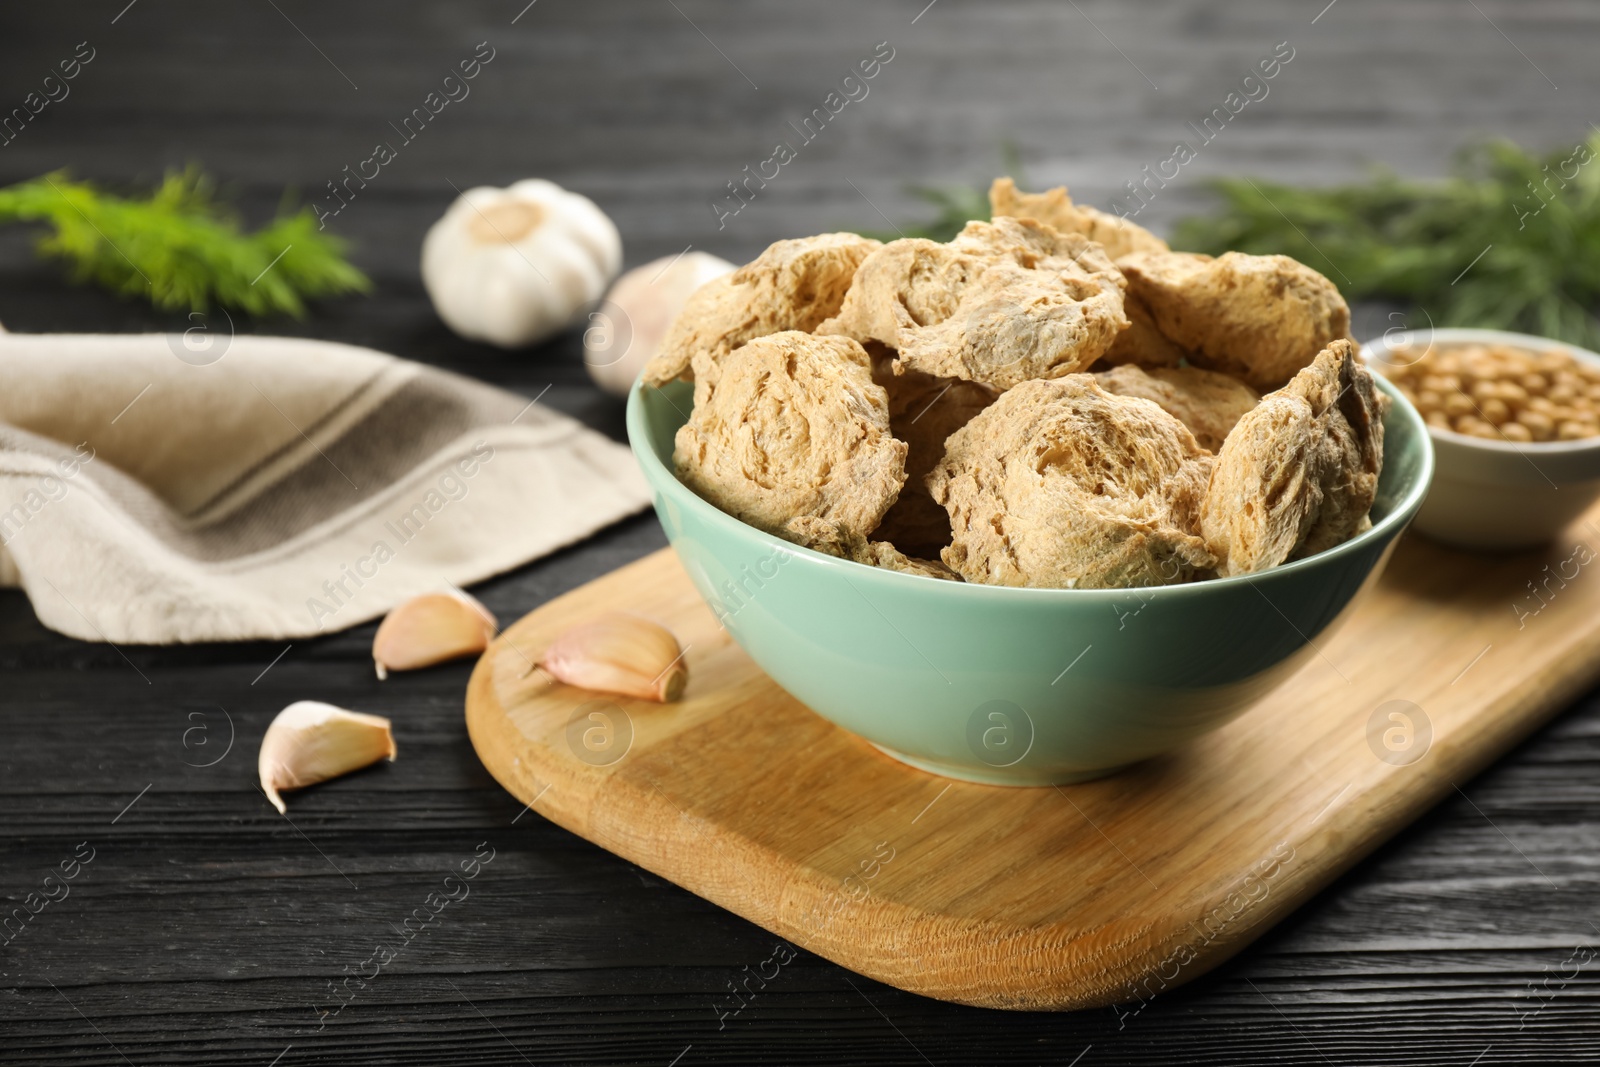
[1173,133,1600,348]
[0,167,371,318]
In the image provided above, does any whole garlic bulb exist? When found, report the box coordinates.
[584,251,735,396]
[422,179,622,348]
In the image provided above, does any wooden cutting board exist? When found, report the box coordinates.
[464,523,1600,1011]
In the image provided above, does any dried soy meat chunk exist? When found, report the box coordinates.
[1200,340,1388,575]
[1117,251,1351,391]
[672,331,907,554]
[850,539,961,581]
[642,232,881,386]
[988,176,1169,260]
[1094,290,1191,369]
[1094,364,1261,453]
[929,375,1216,588]
[818,219,1128,390]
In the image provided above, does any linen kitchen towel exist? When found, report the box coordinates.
[0,325,651,643]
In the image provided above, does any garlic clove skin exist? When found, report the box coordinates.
[421,179,622,349]
[537,612,688,702]
[372,589,498,679]
[585,251,736,397]
[259,701,396,814]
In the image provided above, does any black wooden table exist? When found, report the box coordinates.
[3,2,1599,1063]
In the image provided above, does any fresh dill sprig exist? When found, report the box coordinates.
[0,168,371,317]
[1173,134,1600,348]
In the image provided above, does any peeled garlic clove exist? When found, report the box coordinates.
[584,251,735,397]
[537,612,688,702]
[373,589,497,679]
[259,701,396,814]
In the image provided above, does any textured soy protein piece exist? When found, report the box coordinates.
[988,177,1170,260]
[818,218,1129,390]
[642,232,881,387]
[1094,363,1261,453]
[1200,340,1389,575]
[850,539,961,581]
[672,331,907,554]
[1117,250,1351,391]
[929,375,1216,588]
[1095,290,1192,369]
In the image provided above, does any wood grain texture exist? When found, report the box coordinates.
[466,529,1600,1012]
[4,0,1600,1062]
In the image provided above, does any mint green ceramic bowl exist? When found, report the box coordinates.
[627,376,1434,785]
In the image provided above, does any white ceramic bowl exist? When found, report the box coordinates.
[1362,328,1600,550]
